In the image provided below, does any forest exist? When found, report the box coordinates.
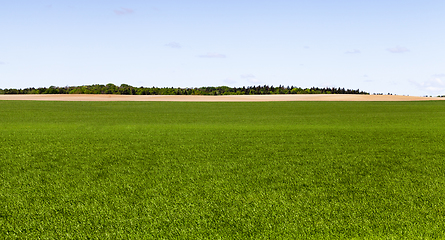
[0,84,368,95]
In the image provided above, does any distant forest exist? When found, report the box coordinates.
[0,84,369,95]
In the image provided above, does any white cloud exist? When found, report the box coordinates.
[114,7,134,15]
[387,46,409,53]
[198,53,226,58]
[165,42,181,49]
[345,49,360,54]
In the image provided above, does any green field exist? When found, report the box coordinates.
[1,101,445,239]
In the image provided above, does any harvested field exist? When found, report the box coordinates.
[1,94,444,101]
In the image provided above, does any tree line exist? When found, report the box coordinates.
[0,84,369,95]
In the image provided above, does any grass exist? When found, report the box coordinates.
[1,100,445,239]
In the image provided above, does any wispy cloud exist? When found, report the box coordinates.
[363,75,373,82]
[241,74,255,79]
[432,73,445,78]
[387,46,409,53]
[198,53,226,58]
[304,46,310,49]
[0,61,5,65]
[410,75,445,93]
[241,74,261,84]
[320,82,338,88]
[114,7,134,15]
[223,78,237,85]
[247,79,261,83]
[165,42,181,49]
[345,49,360,54]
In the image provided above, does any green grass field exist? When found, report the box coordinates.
[1,101,445,239]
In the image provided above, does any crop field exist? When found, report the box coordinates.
[1,100,445,239]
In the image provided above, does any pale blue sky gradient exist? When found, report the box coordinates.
[1,0,444,95]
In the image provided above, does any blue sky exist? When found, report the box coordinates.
[1,0,444,96]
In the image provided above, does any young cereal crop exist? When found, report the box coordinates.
[1,101,445,239]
